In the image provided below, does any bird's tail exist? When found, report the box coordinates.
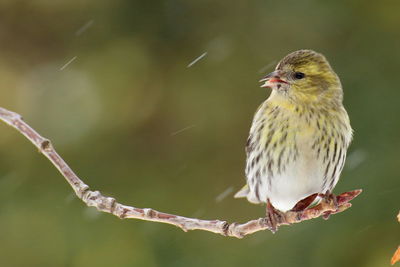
[234,184,249,198]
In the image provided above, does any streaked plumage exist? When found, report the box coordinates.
[235,50,352,212]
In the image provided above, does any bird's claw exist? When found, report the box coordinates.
[319,191,339,220]
[265,199,285,233]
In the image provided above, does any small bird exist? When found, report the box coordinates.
[235,50,352,231]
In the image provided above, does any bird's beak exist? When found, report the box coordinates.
[259,70,288,88]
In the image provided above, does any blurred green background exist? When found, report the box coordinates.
[0,0,399,266]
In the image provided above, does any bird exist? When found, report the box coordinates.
[234,49,352,232]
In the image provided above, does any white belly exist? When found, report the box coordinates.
[265,152,324,211]
[245,140,326,211]
[245,123,328,212]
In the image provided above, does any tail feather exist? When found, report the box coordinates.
[234,184,249,198]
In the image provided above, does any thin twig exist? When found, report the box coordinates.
[0,106,362,238]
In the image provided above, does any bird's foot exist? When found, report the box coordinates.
[318,191,339,220]
[264,199,285,233]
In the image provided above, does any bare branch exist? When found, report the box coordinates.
[0,106,362,238]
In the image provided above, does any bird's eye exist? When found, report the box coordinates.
[294,72,305,79]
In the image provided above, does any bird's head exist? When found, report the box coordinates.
[260,50,342,105]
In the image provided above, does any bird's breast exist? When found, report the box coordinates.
[245,101,351,209]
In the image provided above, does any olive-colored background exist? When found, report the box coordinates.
[0,1,399,266]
